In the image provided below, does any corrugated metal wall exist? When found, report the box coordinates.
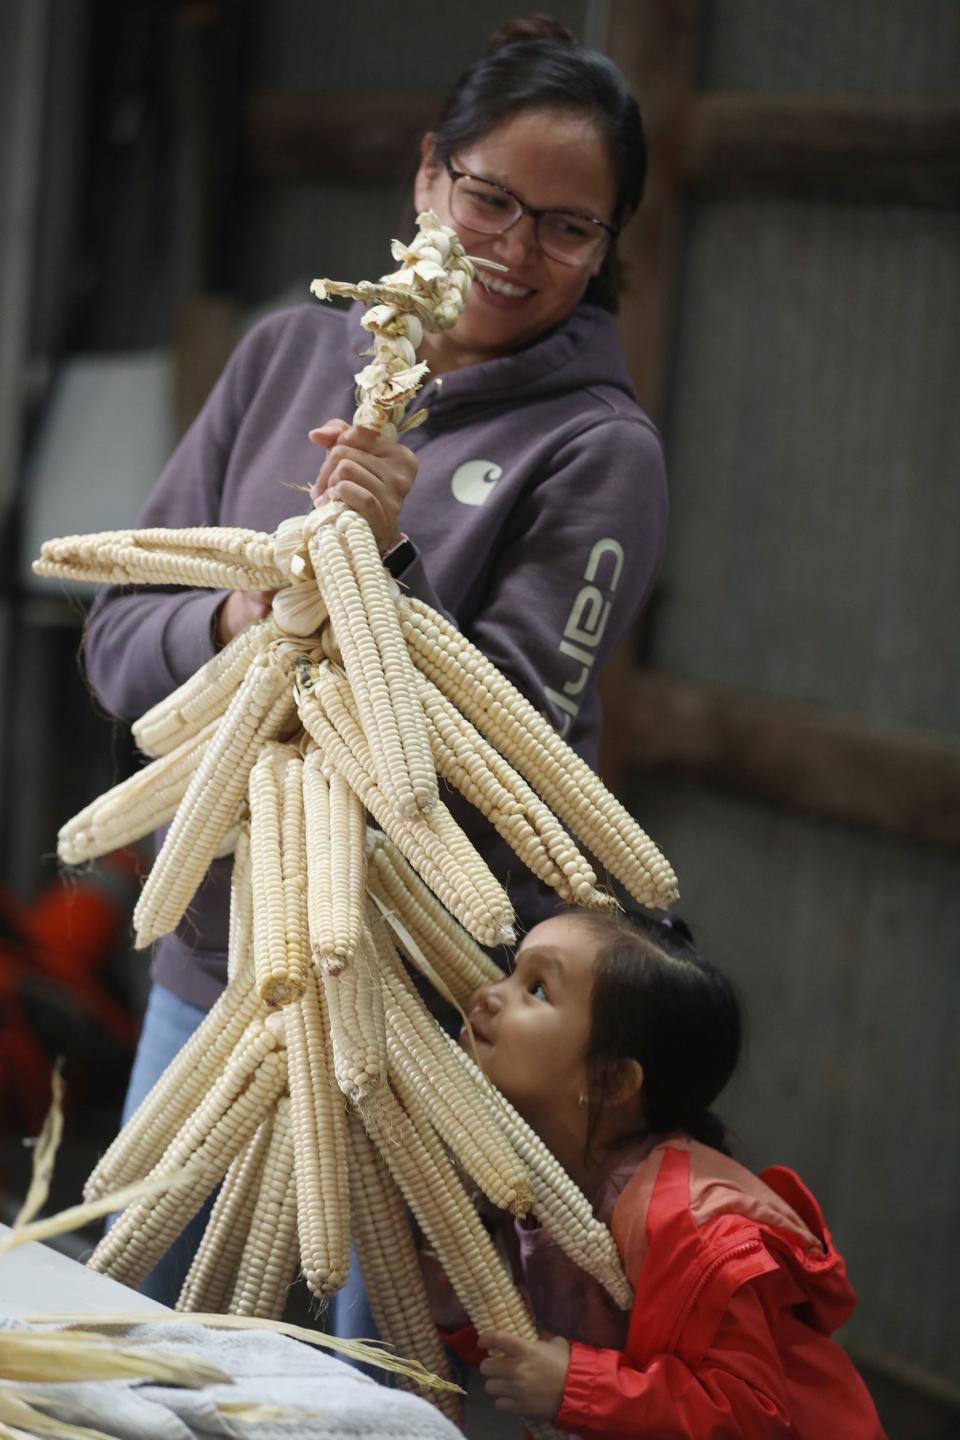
[630,0,960,1383]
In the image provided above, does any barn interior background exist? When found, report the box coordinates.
[0,2,957,1436]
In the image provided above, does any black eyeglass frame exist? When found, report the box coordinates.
[443,157,618,266]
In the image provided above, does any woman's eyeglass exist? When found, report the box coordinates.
[444,158,616,268]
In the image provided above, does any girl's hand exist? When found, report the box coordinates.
[309,419,417,554]
[215,589,277,648]
[417,1246,470,1330]
[477,1330,571,1421]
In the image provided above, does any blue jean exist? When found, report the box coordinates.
[115,982,213,1306]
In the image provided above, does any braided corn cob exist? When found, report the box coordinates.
[133,617,277,757]
[285,968,351,1296]
[346,1111,459,1422]
[34,525,283,590]
[302,747,367,974]
[400,595,678,909]
[133,645,297,947]
[177,1120,273,1313]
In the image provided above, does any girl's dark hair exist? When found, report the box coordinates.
[426,16,647,312]
[576,910,742,1155]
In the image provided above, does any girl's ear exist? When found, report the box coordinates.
[606,1057,644,1108]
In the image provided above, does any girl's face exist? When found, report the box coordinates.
[461,914,600,1125]
[414,109,617,368]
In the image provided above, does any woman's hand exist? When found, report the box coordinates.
[477,1330,570,1421]
[309,419,417,555]
[215,589,277,649]
[418,1246,470,1331]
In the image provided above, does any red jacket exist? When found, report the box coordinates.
[449,1137,887,1439]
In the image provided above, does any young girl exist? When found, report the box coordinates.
[433,909,887,1438]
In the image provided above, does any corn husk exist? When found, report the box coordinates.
[13,1062,65,1228]
[24,1313,463,1394]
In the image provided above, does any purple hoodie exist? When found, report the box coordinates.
[86,299,667,1007]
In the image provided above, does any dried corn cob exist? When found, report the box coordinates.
[366,1085,535,1340]
[417,670,615,909]
[302,747,366,974]
[89,1045,288,1286]
[229,1096,299,1317]
[177,1120,273,1313]
[34,525,283,590]
[365,831,502,1008]
[380,969,531,1216]
[227,821,253,983]
[285,968,350,1296]
[250,744,308,1006]
[400,595,678,909]
[337,507,437,813]
[84,973,262,1200]
[308,518,423,820]
[133,645,297,947]
[133,617,277,757]
[299,663,514,946]
[346,1111,459,1422]
[322,925,387,1103]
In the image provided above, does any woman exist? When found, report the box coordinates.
[85,16,668,1304]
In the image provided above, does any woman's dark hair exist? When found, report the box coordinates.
[575,910,743,1155]
[426,16,647,312]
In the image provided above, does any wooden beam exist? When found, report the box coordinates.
[626,671,960,848]
[607,0,700,421]
[246,91,441,183]
[599,1,700,791]
[685,95,960,206]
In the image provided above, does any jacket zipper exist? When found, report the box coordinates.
[668,1237,764,1351]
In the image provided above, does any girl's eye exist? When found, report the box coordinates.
[529,980,548,1001]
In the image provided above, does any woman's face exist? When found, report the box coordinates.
[414,108,617,366]
[461,914,599,1125]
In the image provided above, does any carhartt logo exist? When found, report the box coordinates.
[451,460,502,506]
[544,538,625,738]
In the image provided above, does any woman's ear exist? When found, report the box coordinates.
[414,131,440,213]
